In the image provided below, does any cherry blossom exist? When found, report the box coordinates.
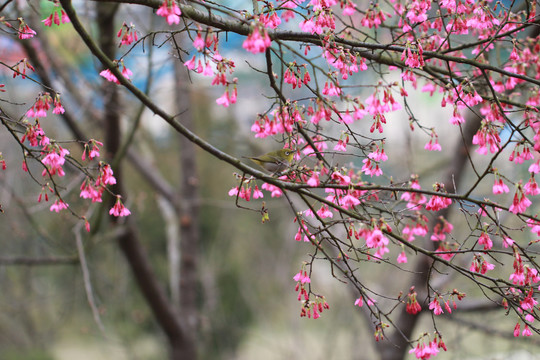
[50,199,69,213]
[156,0,181,25]
[242,26,271,54]
[17,18,36,39]
[109,196,131,217]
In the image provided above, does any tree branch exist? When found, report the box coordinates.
[0,256,78,265]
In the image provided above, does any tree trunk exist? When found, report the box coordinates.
[96,4,193,359]
[173,35,200,359]
[376,110,482,360]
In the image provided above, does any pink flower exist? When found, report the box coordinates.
[80,178,104,203]
[449,107,465,125]
[253,185,264,199]
[284,68,298,88]
[42,14,54,27]
[228,186,239,197]
[83,139,103,160]
[401,44,424,68]
[523,324,532,337]
[117,22,138,46]
[41,146,70,177]
[98,163,116,186]
[341,192,361,209]
[99,69,117,83]
[514,323,521,337]
[60,9,70,24]
[339,111,353,124]
[282,0,299,8]
[261,182,282,197]
[425,195,452,211]
[300,18,320,34]
[317,205,333,218]
[42,9,70,27]
[478,232,493,250]
[470,254,495,274]
[109,196,131,217]
[428,297,443,315]
[52,99,65,115]
[368,146,388,162]
[121,65,133,80]
[397,251,407,263]
[502,236,514,248]
[322,81,341,96]
[307,172,320,187]
[50,199,68,212]
[216,90,231,107]
[360,6,390,29]
[524,177,540,195]
[242,27,272,54]
[293,270,311,284]
[184,56,196,70]
[401,179,427,210]
[343,2,357,16]
[18,18,36,39]
[229,87,237,104]
[365,228,389,249]
[156,0,181,25]
[239,187,251,201]
[409,340,440,360]
[334,138,348,151]
[406,289,421,314]
[354,296,376,308]
[100,62,132,84]
[331,171,351,185]
[492,178,509,194]
[509,188,532,214]
[26,93,54,118]
[260,12,281,29]
[424,138,442,151]
[295,220,315,242]
[193,33,205,51]
[362,158,383,176]
[529,160,540,174]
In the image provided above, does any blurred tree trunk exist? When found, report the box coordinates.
[172,35,200,359]
[95,4,193,359]
[375,110,482,360]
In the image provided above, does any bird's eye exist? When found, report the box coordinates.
[285,151,290,155]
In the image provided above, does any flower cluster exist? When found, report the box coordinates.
[409,333,447,360]
[293,266,329,319]
[117,22,138,47]
[42,6,70,27]
[99,60,133,84]
[17,18,36,39]
[156,0,181,25]
[242,25,272,54]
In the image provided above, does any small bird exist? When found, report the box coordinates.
[245,148,295,173]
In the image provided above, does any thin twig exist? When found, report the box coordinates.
[74,226,107,336]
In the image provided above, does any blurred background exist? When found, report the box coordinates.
[1,1,540,360]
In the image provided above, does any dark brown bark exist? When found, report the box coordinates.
[95,4,193,359]
[117,224,191,357]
